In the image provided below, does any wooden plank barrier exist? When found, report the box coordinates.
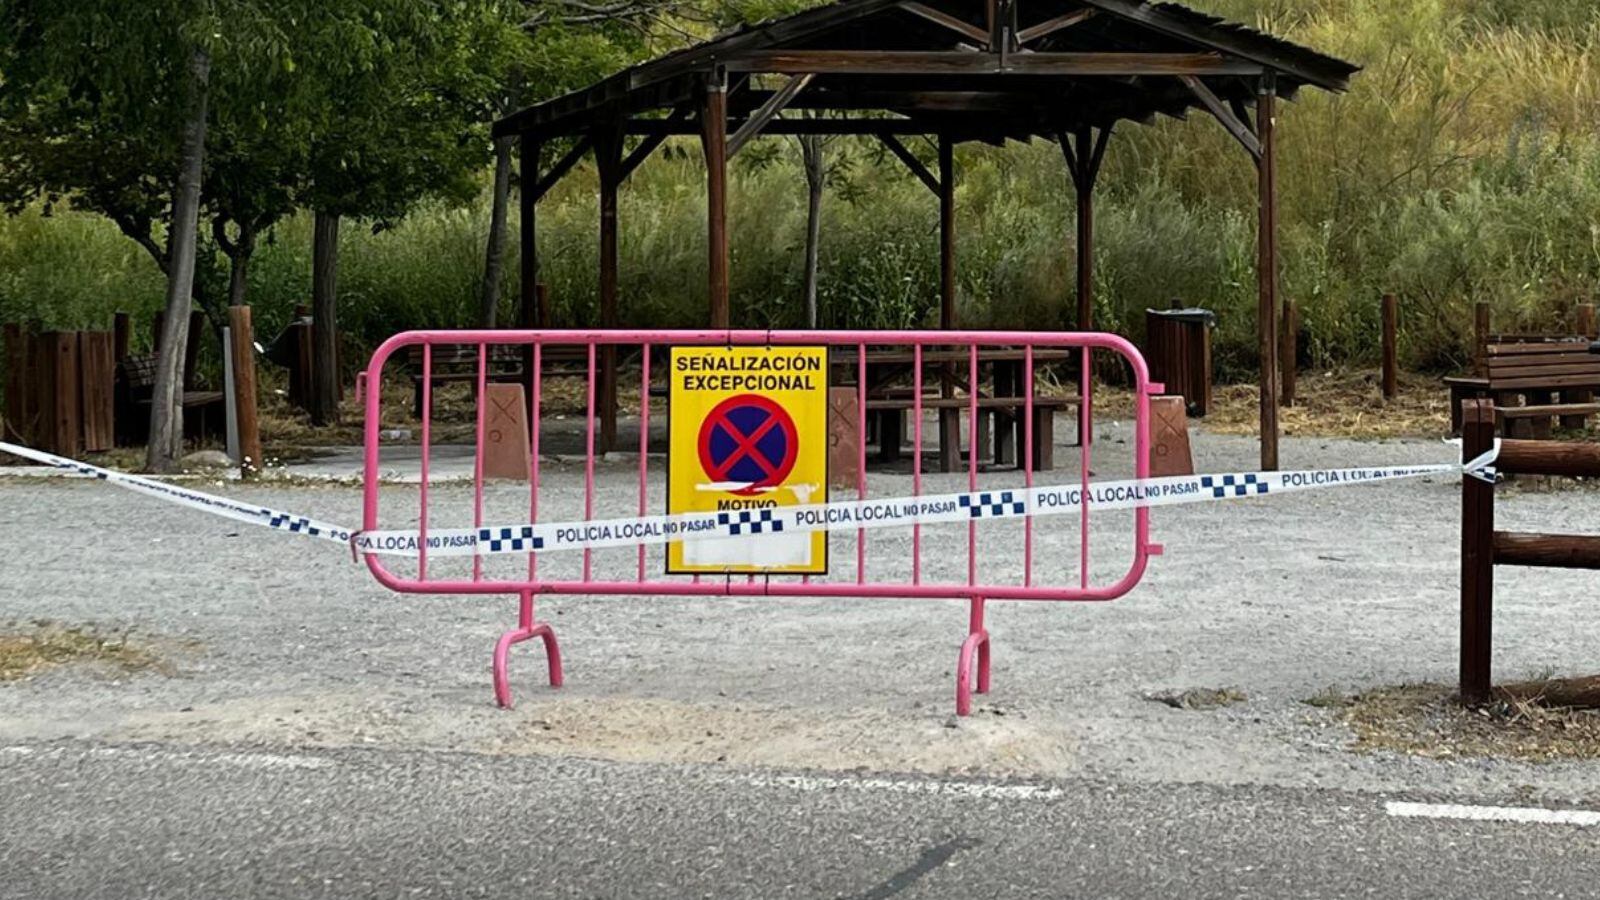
[1460,397,1600,703]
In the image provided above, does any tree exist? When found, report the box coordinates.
[478,8,677,328]
[293,0,522,424]
[0,0,279,469]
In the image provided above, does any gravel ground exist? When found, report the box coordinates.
[1,425,1597,804]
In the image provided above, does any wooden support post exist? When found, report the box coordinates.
[1381,292,1399,400]
[937,133,960,473]
[1567,302,1597,429]
[1473,301,1491,374]
[228,306,262,477]
[938,135,956,331]
[518,136,542,413]
[1074,130,1094,333]
[702,73,730,329]
[1255,78,1281,471]
[1280,298,1297,408]
[113,312,131,362]
[1459,398,1495,705]
[518,135,540,331]
[2,323,27,445]
[596,123,623,454]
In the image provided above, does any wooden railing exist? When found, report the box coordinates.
[1460,398,1600,703]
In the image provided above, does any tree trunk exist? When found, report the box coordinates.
[479,133,514,328]
[146,44,210,473]
[220,220,257,308]
[800,135,824,328]
[310,210,342,426]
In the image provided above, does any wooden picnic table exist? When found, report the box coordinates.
[827,347,1079,470]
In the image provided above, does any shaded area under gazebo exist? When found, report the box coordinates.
[493,0,1358,469]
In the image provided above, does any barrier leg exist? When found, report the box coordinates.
[954,596,991,716]
[492,589,564,709]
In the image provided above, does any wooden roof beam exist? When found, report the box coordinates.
[1016,8,1096,44]
[877,134,941,194]
[897,2,990,47]
[727,74,813,156]
[725,51,1263,76]
[1179,74,1260,158]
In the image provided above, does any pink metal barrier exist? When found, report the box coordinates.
[361,329,1159,714]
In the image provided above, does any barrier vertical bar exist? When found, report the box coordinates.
[583,342,597,582]
[1460,398,1495,704]
[1079,345,1092,588]
[1023,344,1034,586]
[912,344,923,584]
[856,342,867,584]
[637,344,651,582]
[967,343,978,585]
[527,343,541,581]
[472,343,488,582]
[419,343,432,582]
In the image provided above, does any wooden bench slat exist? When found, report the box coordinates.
[1484,361,1600,379]
[1485,341,1591,356]
[1498,403,1600,420]
[1489,373,1600,391]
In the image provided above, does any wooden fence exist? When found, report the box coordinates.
[1460,398,1600,703]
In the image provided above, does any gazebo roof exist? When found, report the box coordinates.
[494,0,1360,142]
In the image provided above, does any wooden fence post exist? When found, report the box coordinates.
[1473,301,1491,375]
[1280,298,1298,408]
[112,312,131,362]
[1381,293,1399,400]
[228,306,263,477]
[1459,398,1495,704]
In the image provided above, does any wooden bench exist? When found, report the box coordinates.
[865,395,1073,470]
[1445,340,1600,437]
[115,353,226,444]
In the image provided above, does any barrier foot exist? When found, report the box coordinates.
[954,597,991,717]
[492,590,564,709]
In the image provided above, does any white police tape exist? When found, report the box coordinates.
[3,439,1498,559]
[353,445,1501,558]
[0,441,354,546]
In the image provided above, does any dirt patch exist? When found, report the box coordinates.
[0,622,181,682]
[1333,678,1600,761]
[481,696,1077,777]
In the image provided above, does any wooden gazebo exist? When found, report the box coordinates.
[493,0,1358,468]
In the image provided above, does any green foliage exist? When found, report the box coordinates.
[3,0,1600,383]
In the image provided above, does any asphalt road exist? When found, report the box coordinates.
[3,739,1598,899]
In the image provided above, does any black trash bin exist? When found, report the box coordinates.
[1144,307,1217,416]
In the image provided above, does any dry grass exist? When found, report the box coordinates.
[1204,370,1451,439]
[0,621,178,682]
[1044,368,1454,439]
[1329,677,1600,762]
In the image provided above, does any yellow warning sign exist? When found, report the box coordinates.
[667,346,828,574]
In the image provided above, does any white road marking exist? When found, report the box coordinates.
[1386,801,1600,827]
[1,744,332,771]
[740,772,1063,801]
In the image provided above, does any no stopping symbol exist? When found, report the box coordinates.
[698,394,799,496]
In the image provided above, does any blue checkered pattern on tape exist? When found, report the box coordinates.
[717,508,784,536]
[958,490,1027,519]
[477,526,545,553]
[269,513,320,536]
[1200,473,1270,499]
